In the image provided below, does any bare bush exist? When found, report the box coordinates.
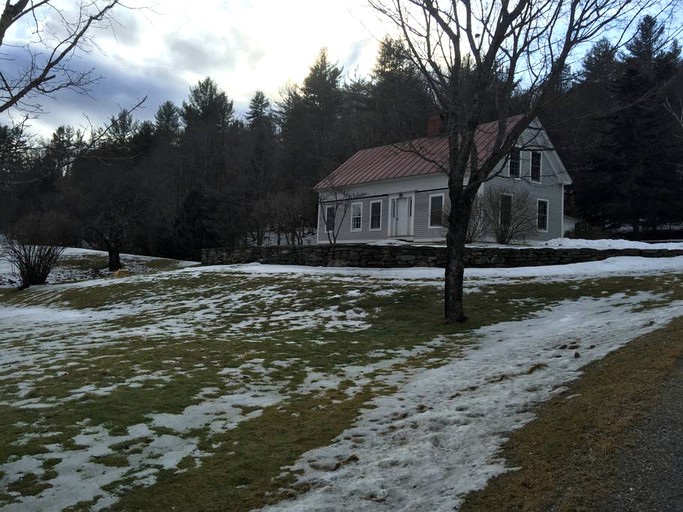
[481,188,536,244]
[465,194,487,243]
[2,213,66,289]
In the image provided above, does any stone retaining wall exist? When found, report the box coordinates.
[202,244,683,269]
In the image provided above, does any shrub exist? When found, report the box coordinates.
[2,213,66,289]
[481,187,535,244]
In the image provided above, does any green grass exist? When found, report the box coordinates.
[0,266,680,511]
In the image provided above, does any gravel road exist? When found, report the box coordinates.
[599,355,683,512]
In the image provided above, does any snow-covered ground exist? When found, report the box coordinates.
[0,243,681,511]
[0,246,195,286]
[0,238,679,286]
[539,237,683,250]
[262,289,682,511]
[365,236,683,250]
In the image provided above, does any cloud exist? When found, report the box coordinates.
[342,38,375,77]
[165,35,234,74]
[2,0,392,136]
[11,54,188,137]
[163,26,266,76]
[107,7,145,47]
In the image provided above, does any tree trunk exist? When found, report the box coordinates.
[108,248,121,271]
[444,192,473,323]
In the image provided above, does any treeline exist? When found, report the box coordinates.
[1,17,682,267]
[0,39,435,266]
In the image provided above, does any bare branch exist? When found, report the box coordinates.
[664,97,683,132]
[0,1,126,115]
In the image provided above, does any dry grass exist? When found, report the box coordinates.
[460,316,683,512]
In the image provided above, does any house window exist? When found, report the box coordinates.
[370,200,382,230]
[325,205,335,232]
[500,194,512,228]
[429,194,444,228]
[537,199,549,231]
[350,202,362,232]
[509,148,521,178]
[531,151,542,182]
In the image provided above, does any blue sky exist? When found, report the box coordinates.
[3,0,392,137]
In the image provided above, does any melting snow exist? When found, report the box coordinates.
[262,292,683,511]
[0,244,681,511]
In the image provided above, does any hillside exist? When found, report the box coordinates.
[0,250,681,510]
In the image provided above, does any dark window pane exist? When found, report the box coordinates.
[370,201,381,230]
[537,200,548,230]
[351,203,362,230]
[430,195,444,227]
[509,148,521,178]
[326,206,335,232]
[531,151,541,182]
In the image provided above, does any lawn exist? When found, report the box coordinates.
[0,255,681,511]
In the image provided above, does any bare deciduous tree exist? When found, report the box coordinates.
[0,1,124,115]
[317,184,356,247]
[665,98,683,133]
[370,0,678,322]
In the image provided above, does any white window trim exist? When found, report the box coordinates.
[325,205,335,233]
[508,148,521,179]
[369,200,382,231]
[428,193,445,229]
[350,202,363,232]
[537,199,549,232]
[530,150,542,183]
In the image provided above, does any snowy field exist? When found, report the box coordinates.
[0,243,681,511]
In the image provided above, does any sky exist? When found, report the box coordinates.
[3,0,394,138]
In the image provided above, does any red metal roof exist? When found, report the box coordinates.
[315,115,524,190]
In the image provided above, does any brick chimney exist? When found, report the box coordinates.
[427,113,445,137]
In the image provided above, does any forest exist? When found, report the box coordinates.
[1,16,681,267]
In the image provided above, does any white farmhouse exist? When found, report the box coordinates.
[316,115,572,244]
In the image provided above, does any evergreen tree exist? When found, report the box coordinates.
[278,49,344,189]
[180,77,237,193]
[584,16,682,233]
[334,77,379,154]
[182,77,234,130]
[154,101,182,143]
[243,90,278,244]
[370,37,435,142]
[173,189,241,260]
[0,125,32,230]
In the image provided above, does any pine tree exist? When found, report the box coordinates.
[243,91,278,244]
[278,49,344,189]
[585,16,682,233]
[370,37,435,142]
[180,78,237,193]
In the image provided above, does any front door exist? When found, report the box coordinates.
[390,195,414,237]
